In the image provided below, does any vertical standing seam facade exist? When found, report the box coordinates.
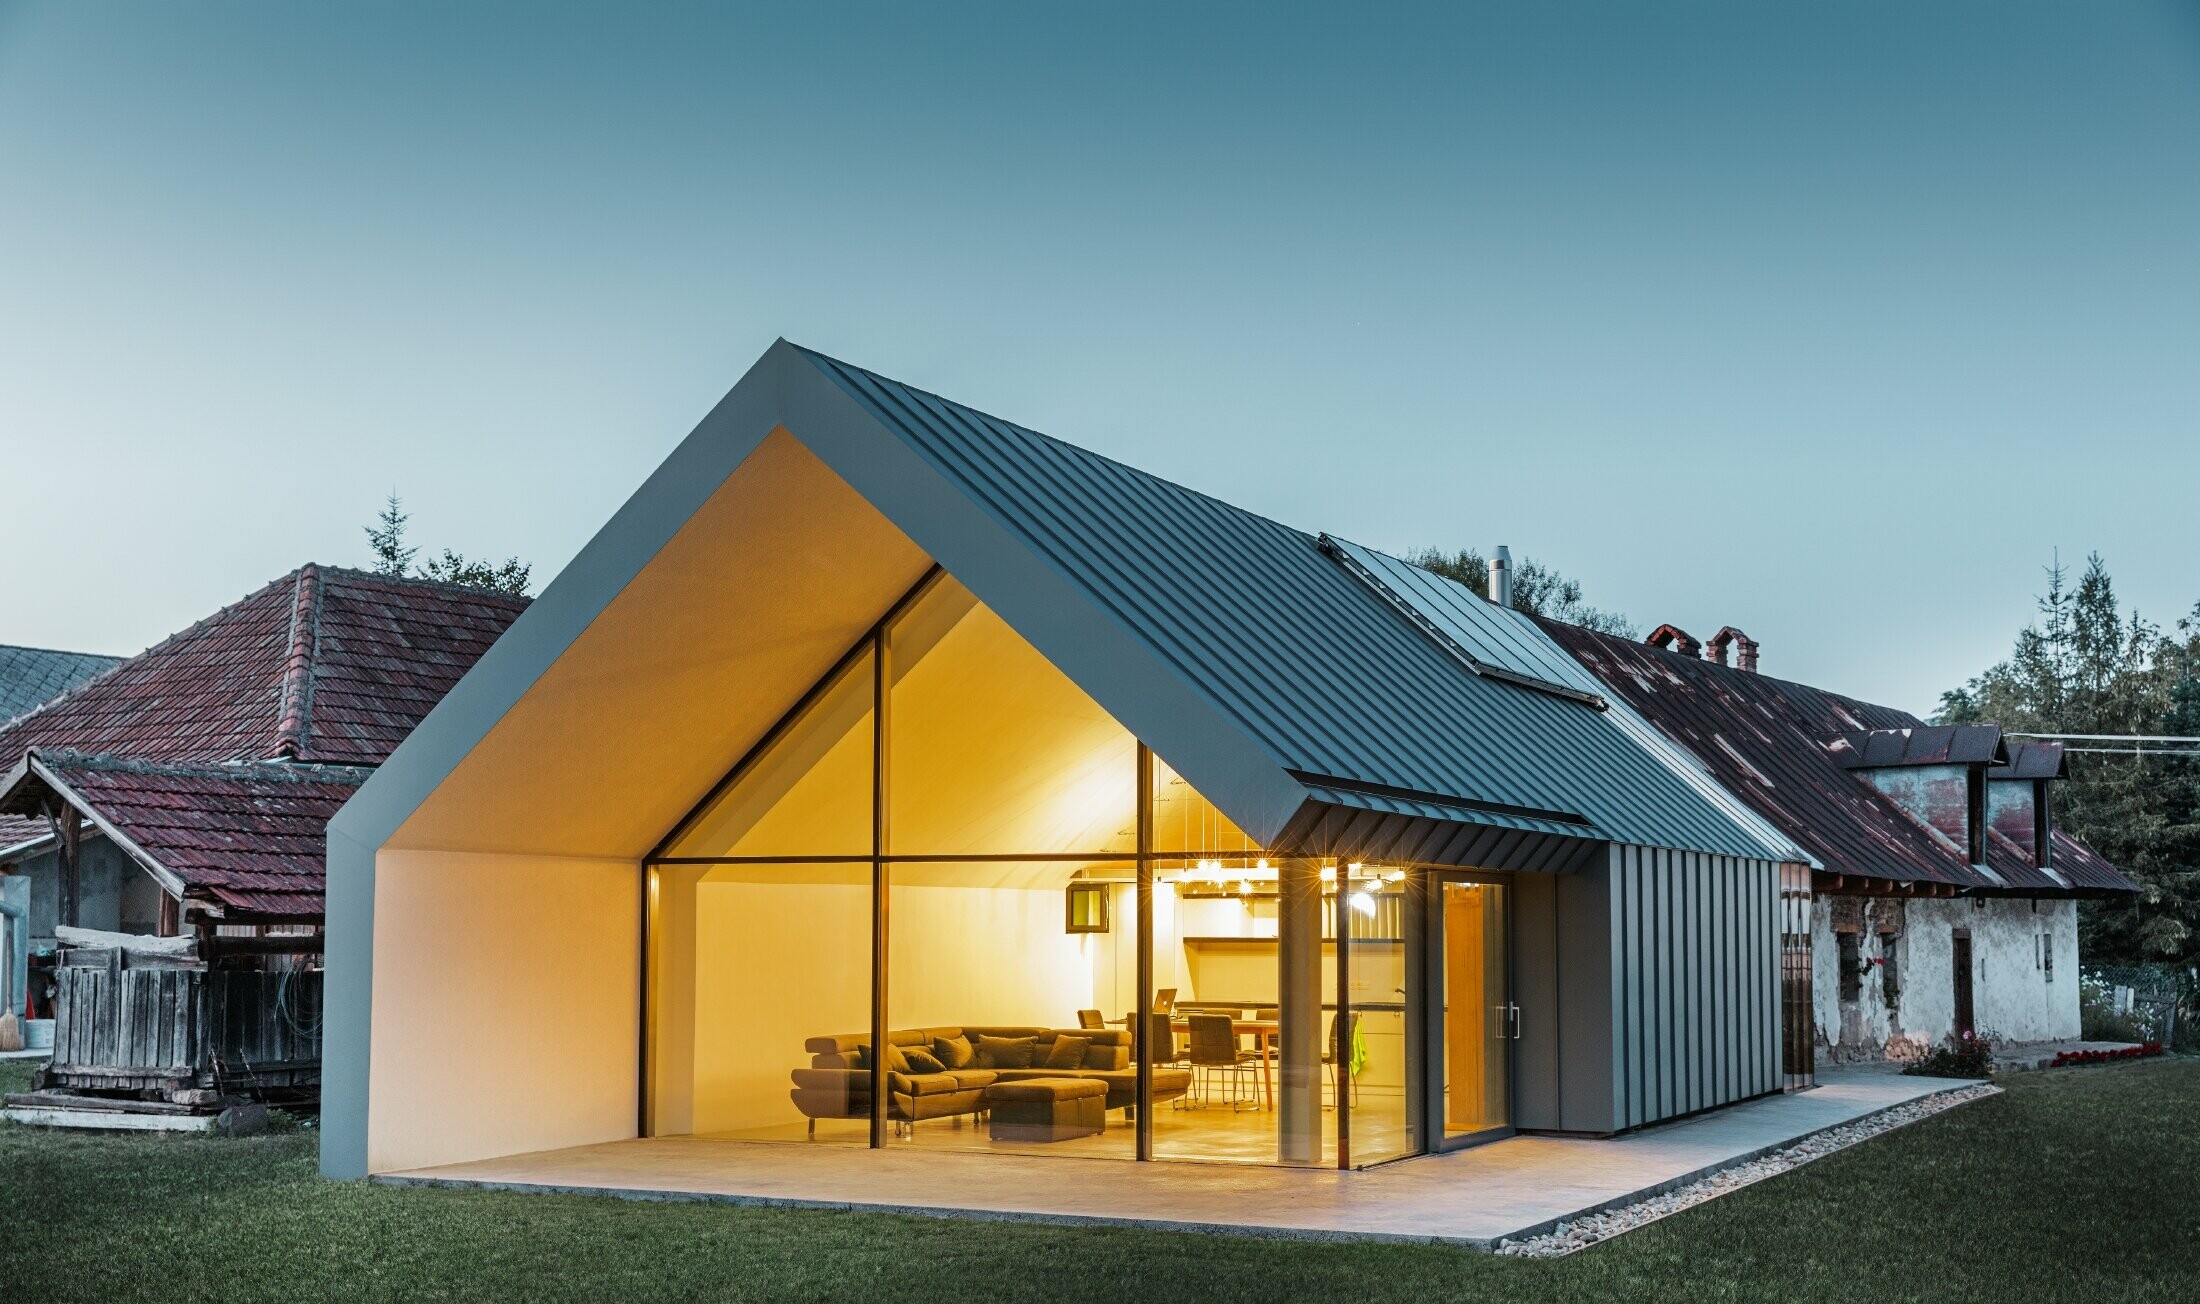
[1604,846,1783,1131]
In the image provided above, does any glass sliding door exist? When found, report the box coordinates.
[1340,866,1414,1165]
[1433,876,1512,1148]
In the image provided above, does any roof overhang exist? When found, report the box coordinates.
[0,751,192,901]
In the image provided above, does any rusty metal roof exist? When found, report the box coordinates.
[1994,740,2069,781]
[1830,725,2007,769]
[1541,620,2133,895]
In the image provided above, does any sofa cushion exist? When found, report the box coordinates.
[891,1071,965,1096]
[975,1035,1039,1069]
[1084,1042,1127,1070]
[902,1045,946,1074]
[934,1036,975,1069]
[984,1076,1109,1103]
[1044,1035,1091,1070]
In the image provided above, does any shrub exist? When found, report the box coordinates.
[1904,1032,1995,1079]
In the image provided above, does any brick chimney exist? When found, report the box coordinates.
[1645,624,1702,658]
[1706,626,1761,673]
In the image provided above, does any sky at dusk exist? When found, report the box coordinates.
[3,1,2196,715]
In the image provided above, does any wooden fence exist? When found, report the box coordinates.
[47,954,323,1100]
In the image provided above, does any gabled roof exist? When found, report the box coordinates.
[335,341,1796,876]
[0,644,119,726]
[0,750,366,921]
[806,348,1791,864]
[0,565,528,768]
[1541,621,2134,895]
[0,567,528,909]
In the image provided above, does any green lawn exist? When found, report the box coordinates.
[2,1058,2195,1303]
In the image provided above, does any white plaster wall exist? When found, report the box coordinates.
[366,850,640,1174]
[1813,896,2080,1060]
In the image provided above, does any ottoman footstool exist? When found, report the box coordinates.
[985,1077,1108,1143]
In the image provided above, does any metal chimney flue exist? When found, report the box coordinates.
[1489,546,1513,607]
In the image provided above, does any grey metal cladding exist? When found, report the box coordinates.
[801,347,1787,862]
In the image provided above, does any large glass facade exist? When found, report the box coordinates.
[646,569,1431,1167]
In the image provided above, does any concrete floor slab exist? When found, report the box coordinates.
[376,1066,1980,1248]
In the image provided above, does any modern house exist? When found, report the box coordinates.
[325,341,1840,1181]
[1542,623,2134,1060]
[0,566,528,1079]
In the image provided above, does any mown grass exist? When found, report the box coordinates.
[3,1057,2195,1302]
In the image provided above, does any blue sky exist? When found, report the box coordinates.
[3,2,2195,714]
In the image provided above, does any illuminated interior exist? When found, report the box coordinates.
[648,572,1443,1166]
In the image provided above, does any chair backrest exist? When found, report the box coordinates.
[1146,1012,1178,1062]
[1254,1007,1279,1021]
[1187,1013,1239,1066]
[1152,987,1177,1013]
[1077,1009,1104,1029]
[1327,1010,1360,1057]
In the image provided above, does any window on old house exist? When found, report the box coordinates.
[1880,933,1900,1004]
[1838,930,1861,1002]
[2041,933,2054,981]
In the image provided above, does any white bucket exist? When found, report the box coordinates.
[24,1018,53,1050]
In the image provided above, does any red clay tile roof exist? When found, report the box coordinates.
[1541,619,2134,895]
[5,751,367,921]
[0,565,527,921]
[0,565,527,768]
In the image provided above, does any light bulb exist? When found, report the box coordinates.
[1349,891,1376,916]
[1318,865,1336,883]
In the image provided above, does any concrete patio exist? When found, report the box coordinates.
[376,1066,1985,1248]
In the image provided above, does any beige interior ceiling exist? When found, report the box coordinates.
[387,430,933,858]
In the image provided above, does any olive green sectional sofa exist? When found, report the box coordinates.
[789,1024,1192,1133]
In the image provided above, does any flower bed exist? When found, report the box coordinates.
[2051,1043,2165,1068]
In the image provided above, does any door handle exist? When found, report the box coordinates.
[1508,1002,1522,1040]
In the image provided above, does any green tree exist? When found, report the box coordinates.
[362,494,532,596]
[364,492,417,577]
[420,549,532,596]
[1940,553,2200,966]
[1407,547,1635,636]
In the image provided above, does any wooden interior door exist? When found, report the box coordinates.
[1438,879,1509,1144]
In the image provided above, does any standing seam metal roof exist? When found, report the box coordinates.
[804,348,1793,862]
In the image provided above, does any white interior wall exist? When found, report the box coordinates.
[365,850,639,1174]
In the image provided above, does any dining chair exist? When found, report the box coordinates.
[1077,1009,1105,1030]
[1187,1013,1261,1112]
[1320,1011,1361,1108]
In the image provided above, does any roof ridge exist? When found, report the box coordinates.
[314,562,533,603]
[0,568,307,745]
[272,564,325,759]
[797,345,1314,546]
[28,746,375,786]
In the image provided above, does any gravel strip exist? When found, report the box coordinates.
[1494,1082,2002,1258]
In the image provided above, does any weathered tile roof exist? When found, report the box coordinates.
[0,565,528,767]
[1542,620,2135,895]
[0,566,527,920]
[5,751,367,921]
[0,644,119,727]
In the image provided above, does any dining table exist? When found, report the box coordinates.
[1122,1013,1281,1110]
